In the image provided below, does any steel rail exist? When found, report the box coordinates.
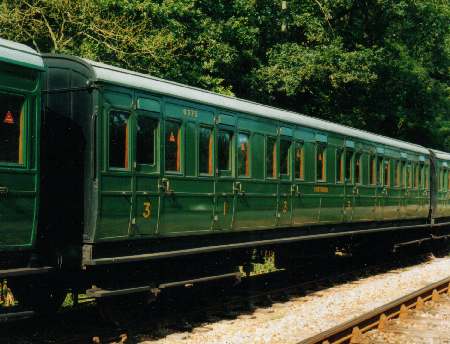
[298,276,450,344]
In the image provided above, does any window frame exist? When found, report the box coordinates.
[316,143,327,183]
[369,154,376,185]
[265,135,278,179]
[198,125,214,177]
[279,137,292,180]
[164,118,183,174]
[217,126,234,177]
[135,110,159,172]
[294,141,305,181]
[0,91,28,168]
[376,156,384,186]
[383,159,390,187]
[354,152,362,185]
[345,149,354,184]
[107,109,131,171]
[336,148,344,183]
[237,131,251,178]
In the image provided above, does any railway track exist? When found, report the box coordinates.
[0,251,439,344]
[299,275,450,344]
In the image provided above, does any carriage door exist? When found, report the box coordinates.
[97,90,134,240]
[0,92,37,248]
[278,127,294,227]
[157,103,215,235]
[132,95,161,237]
[214,113,236,230]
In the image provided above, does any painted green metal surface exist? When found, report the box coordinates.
[0,63,40,251]
[90,82,433,243]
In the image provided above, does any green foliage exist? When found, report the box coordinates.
[0,0,448,148]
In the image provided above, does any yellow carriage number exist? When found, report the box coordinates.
[143,202,152,219]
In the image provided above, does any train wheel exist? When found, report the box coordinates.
[9,278,66,314]
[97,293,148,327]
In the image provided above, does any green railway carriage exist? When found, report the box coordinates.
[0,39,43,265]
[0,38,449,311]
[40,54,441,277]
[430,150,450,221]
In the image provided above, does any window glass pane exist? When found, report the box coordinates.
[336,149,343,183]
[109,110,130,168]
[136,116,157,165]
[414,164,419,188]
[199,127,213,175]
[165,121,181,172]
[384,160,390,186]
[345,150,353,182]
[447,170,450,189]
[445,169,448,190]
[294,142,304,180]
[0,93,25,164]
[401,161,406,186]
[407,164,412,188]
[395,161,400,186]
[316,144,326,181]
[355,153,361,184]
[370,155,376,185]
[238,132,250,177]
[280,139,291,176]
[266,137,277,178]
[218,130,232,172]
[376,157,383,185]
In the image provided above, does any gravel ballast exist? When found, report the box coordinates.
[141,256,450,344]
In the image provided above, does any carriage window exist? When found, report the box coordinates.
[401,161,406,187]
[446,169,449,191]
[336,149,344,183]
[384,160,390,186]
[418,163,423,188]
[136,116,157,165]
[199,127,213,175]
[316,144,326,182]
[266,137,277,178]
[109,110,130,169]
[370,155,376,185]
[395,160,400,186]
[294,142,304,180]
[345,150,353,183]
[355,153,361,184]
[280,139,291,176]
[0,93,25,164]
[425,165,429,189]
[447,170,450,190]
[165,120,181,172]
[407,163,412,188]
[238,132,250,177]
[218,130,232,172]
[376,157,383,185]
[414,163,419,188]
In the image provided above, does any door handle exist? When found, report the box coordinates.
[0,186,8,196]
[291,184,300,196]
[233,181,244,195]
[158,178,173,194]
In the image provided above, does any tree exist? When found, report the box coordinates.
[1,0,449,149]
